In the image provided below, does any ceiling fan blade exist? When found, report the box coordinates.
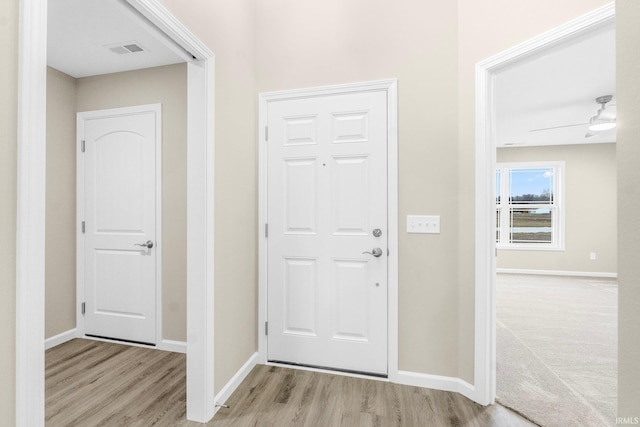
[528,123,588,133]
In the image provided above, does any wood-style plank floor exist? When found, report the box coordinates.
[46,339,187,426]
[204,365,537,427]
[46,339,537,426]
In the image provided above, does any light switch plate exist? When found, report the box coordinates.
[407,215,440,234]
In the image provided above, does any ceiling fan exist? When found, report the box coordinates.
[528,95,616,138]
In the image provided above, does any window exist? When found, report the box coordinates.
[496,162,564,250]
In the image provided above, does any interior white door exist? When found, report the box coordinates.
[267,91,388,375]
[80,105,160,345]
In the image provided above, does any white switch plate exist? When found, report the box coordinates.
[407,215,440,234]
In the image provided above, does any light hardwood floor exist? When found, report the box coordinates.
[46,339,187,426]
[46,339,537,426]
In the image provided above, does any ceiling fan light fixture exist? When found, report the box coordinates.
[588,116,616,132]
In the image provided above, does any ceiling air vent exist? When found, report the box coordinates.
[123,43,144,53]
[106,42,146,55]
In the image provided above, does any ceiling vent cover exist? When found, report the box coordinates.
[123,43,144,53]
[106,42,146,55]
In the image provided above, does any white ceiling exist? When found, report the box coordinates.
[495,22,616,147]
[50,2,615,146]
[48,0,185,78]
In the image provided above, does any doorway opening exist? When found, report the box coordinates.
[17,0,215,423]
[474,2,617,420]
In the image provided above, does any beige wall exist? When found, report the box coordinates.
[157,0,258,393]
[457,0,612,383]
[496,144,617,274]
[616,0,640,416]
[162,0,626,391]
[0,0,17,423]
[46,67,78,338]
[257,0,461,377]
[75,64,188,341]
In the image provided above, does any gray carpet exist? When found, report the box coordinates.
[496,274,617,427]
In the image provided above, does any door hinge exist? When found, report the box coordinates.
[81,140,85,153]
[265,126,268,141]
[265,321,268,335]
[82,221,85,234]
[265,223,268,238]
[81,302,86,315]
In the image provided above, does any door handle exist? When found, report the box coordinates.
[362,247,383,257]
[135,240,154,249]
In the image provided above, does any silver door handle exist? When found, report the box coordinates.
[135,240,154,249]
[362,247,383,257]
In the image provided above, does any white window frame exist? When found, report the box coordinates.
[496,161,565,251]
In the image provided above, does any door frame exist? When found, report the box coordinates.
[76,104,163,345]
[16,0,216,424]
[473,3,615,405]
[257,79,399,380]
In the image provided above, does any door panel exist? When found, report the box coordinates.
[284,158,318,234]
[267,91,388,375]
[332,111,369,143]
[94,131,145,233]
[332,259,369,341]
[283,257,318,336]
[284,116,317,145]
[332,155,369,235]
[94,249,145,316]
[81,107,159,345]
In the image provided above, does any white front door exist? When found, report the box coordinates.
[78,105,161,345]
[267,91,388,375]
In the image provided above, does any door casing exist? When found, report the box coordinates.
[257,79,399,381]
[16,0,216,423]
[473,3,615,406]
[76,103,163,345]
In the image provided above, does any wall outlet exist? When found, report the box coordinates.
[590,252,597,260]
[407,215,440,234]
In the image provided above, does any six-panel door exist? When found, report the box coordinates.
[267,91,388,375]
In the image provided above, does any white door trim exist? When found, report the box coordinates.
[16,1,48,424]
[473,2,615,405]
[16,0,216,424]
[76,103,163,344]
[257,79,399,381]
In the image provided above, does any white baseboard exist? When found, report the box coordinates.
[497,268,617,279]
[396,370,476,402]
[159,339,187,354]
[44,328,77,350]
[213,352,259,414]
[217,360,479,408]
